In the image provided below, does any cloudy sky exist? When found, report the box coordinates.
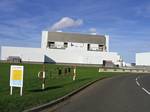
[0,0,150,63]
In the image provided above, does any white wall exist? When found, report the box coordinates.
[136,53,150,66]
[1,45,121,65]
[44,42,121,65]
[41,31,48,49]
[0,31,121,65]
[105,35,109,52]
[1,46,44,62]
[41,31,121,65]
[44,49,120,65]
[100,52,121,65]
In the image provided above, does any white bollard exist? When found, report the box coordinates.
[20,87,23,96]
[73,66,76,81]
[10,86,13,95]
[42,83,45,90]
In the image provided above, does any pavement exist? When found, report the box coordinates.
[45,73,150,112]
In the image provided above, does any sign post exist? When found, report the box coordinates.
[38,64,46,90]
[10,65,24,96]
[73,66,76,81]
[38,71,45,90]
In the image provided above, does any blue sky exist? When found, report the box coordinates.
[0,0,150,63]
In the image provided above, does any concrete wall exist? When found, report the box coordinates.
[41,31,48,49]
[44,42,121,65]
[0,31,121,65]
[136,52,150,66]
[41,31,120,65]
[98,68,148,73]
[1,44,121,65]
[45,50,119,64]
[1,46,44,62]
[105,35,109,52]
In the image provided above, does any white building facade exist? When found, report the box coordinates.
[0,31,122,65]
[136,52,150,66]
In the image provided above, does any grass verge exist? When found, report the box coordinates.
[0,63,121,112]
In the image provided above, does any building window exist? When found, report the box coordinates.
[87,44,104,51]
[48,42,55,48]
[99,45,104,51]
[64,42,68,48]
[48,41,68,49]
[87,44,90,50]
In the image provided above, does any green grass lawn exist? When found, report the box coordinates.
[0,63,120,112]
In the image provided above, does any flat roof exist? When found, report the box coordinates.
[47,32,106,45]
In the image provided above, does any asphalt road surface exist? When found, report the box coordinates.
[50,74,150,112]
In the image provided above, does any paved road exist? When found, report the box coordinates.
[50,74,150,112]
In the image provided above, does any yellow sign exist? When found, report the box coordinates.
[12,70,23,80]
[10,65,24,87]
[10,65,24,96]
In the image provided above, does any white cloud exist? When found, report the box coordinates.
[50,17,83,31]
[89,28,97,33]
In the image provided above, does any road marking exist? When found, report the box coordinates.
[136,76,150,95]
[142,87,150,95]
[135,76,140,87]
[136,78,137,81]
[136,80,140,86]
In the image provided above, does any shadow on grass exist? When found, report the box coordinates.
[29,85,63,92]
[74,77,91,83]
[29,77,91,92]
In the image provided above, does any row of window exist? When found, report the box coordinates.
[47,42,106,51]
[48,42,68,49]
[87,44,105,51]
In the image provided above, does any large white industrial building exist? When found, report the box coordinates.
[0,31,123,66]
[136,52,150,66]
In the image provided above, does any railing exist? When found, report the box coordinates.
[98,67,149,73]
